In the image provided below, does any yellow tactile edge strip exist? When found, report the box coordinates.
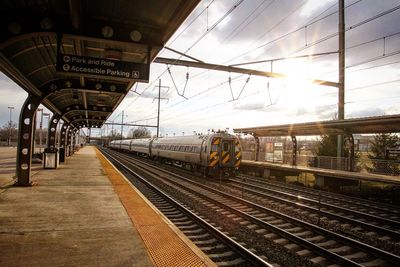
[95,148,216,267]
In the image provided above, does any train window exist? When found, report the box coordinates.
[223,142,230,151]
[211,144,218,151]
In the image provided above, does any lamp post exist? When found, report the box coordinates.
[37,108,50,153]
[7,106,14,146]
[37,108,43,153]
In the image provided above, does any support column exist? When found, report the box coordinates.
[66,127,73,156]
[47,114,62,149]
[59,123,68,162]
[60,123,68,148]
[16,95,42,186]
[337,0,345,159]
[291,135,297,166]
[254,134,260,161]
[346,134,355,171]
[72,129,78,152]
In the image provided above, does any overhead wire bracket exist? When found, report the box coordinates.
[167,65,189,99]
[130,83,141,95]
[228,73,251,101]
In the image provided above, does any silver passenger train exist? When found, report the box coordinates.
[109,132,242,177]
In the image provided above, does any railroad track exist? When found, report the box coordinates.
[101,148,400,266]
[229,175,400,242]
[99,147,271,266]
[235,174,400,221]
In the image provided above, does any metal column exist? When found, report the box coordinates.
[60,123,68,148]
[47,114,62,149]
[16,95,42,186]
[337,0,345,158]
[254,135,260,161]
[291,135,297,166]
[66,127,73,156]
[346,134,355,171]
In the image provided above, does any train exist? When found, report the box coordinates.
[109,132,242,177]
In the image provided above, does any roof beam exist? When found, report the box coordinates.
[154,57,339,88]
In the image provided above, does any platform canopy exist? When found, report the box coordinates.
[234,115,400,136]
[0,0,200,128]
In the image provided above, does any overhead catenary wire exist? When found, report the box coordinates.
[118,0,245,114]
[118,0,396,131]
[156,0,359,98]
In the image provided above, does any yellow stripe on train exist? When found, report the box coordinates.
[210,151,218,159]
[213,138,220,145]
[222,154,230,164]
[234,160,241,167]
[209,158,219,167]
[235,151,242,158]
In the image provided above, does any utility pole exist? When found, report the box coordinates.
[88,127,91,144]
[121,110,124,140]
[7,106,14,146]
[157,79,161,138]
[111,121,114,141]
[337,0,345,160]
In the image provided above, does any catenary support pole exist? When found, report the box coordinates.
[337,0,345,159]
[157,79,161,138]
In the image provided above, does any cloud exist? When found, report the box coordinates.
[0,73,27,126]
[347,107,386,118]
[233,101,265,111]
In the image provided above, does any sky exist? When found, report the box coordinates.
[1,0,400,137]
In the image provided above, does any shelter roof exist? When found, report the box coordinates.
[0,0,199,128]
[234,115,400,136]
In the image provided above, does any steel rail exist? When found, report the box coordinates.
[99,147,273,267]
[108,150,400,265]
[104,150,370,265]
[237,174,400,217]
[227,179,400,239]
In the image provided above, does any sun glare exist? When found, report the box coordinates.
[281,60,318,110]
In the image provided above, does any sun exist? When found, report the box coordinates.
[279,59,318,110]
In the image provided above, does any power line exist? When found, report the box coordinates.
[118,0,246,114]
[225,0,359,64]
[290,3,400,56]
[167,0,216,46]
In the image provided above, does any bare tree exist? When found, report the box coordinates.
[127,127,151,139]
[0,122,17,145]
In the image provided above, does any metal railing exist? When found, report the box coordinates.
[241,151,400,176]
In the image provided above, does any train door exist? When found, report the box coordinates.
[220,139,234,167]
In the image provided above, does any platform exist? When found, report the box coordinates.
[0,146,214,266]
[0,147,42,187]
[241,160,400,185]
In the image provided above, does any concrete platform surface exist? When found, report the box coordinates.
[0,147,42,187]
[0,146,154,266]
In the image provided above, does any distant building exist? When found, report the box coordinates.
[353,135,374,152]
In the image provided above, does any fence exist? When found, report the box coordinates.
[241,150,400,176]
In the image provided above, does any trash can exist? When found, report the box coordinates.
[59,147,65,163]
[43,147,59,169]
